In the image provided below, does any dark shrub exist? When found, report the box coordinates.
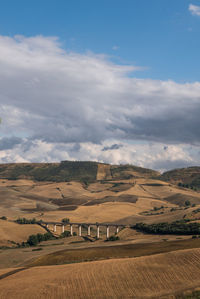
[60,231,71,238]
[62,218,70,224]
[27,235,39,246]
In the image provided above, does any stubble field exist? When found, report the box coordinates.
[1,248,200,298]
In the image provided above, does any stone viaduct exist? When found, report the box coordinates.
[42,221,127,239]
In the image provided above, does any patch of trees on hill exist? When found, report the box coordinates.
[178,182,198,191]
[132,220,200,235]
[160,167,200,189]
[110,165,159,179]
[15,217,37,224]
[20,230,72,247]
[0,161,98,182]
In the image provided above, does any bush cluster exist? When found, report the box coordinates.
[21,232,55,247]
[60,231,71,238]
[106,235,120,242]
[133,220,200,235]
[20,230,72,247]
[15,217,37,224]
[178,182,198,191]
[61,218,70,224]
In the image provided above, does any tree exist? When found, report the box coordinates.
[62,218,70,224]
[60,231,70,238]
[27,235,39,246]
[185,200,191,207]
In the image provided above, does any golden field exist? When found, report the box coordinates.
[1,248,200,298]
[1,173,200,245]
[0,219,46,246]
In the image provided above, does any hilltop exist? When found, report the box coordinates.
[0,161,160,182]
[161,166,200,189]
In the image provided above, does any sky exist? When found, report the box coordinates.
[0,0,200,171]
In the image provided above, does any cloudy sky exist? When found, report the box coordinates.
[0,0,200,171]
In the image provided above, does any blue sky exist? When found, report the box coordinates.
[0,1,200,170]
[0,0,199,81]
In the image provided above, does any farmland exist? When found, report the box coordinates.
[1,248,200,298]
[1,162,200,297]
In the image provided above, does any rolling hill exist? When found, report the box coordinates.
[1,248,200,298]
[1,162,200,298]
[161,166,200,189]
[0,161,160,182]
[1,161,200,246]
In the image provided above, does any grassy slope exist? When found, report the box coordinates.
[1,177,200,224]
[28,238,200,267]
[1,162,200,190]
[0,163,200,246]
[1,248,200,298]
[0,161,99,182]
[0,220,46,246]
[110,164,160,179]
[161,167,200,188]
[0,161,160,182]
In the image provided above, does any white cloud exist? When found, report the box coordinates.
[0,35,200,170]
[0,138,198,172]
[189,4,200,16]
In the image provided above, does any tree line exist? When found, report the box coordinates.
[132,220,200,235]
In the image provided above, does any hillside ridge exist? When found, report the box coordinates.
[0,161,160,182]
[0,161,200,188]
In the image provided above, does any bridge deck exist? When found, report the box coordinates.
[41,221,128,227]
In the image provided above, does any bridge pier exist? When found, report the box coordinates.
[70,224,73,236]
[97,225,100,239]
[116,226,119,234]
[78,225,82,237]
[43,222,125,238]
[87,225,91,236]
[106,226,110,239]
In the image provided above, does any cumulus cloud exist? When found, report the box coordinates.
[189,4,200,16]
[0,35,200,170]
[0,139,198,172]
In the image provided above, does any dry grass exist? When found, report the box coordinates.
[27,237,200,267]
[0,268,22,276]
[1,248,200,298]
[38,202,143,223]
[96,164,111,180]
[0,220,46,246]
[1,177,200,244]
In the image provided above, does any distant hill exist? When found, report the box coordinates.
[0,161,98,182]
[110,164,160,180]
[0,161,160,182]
[1,161,200,189]
[161,167,200,189]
